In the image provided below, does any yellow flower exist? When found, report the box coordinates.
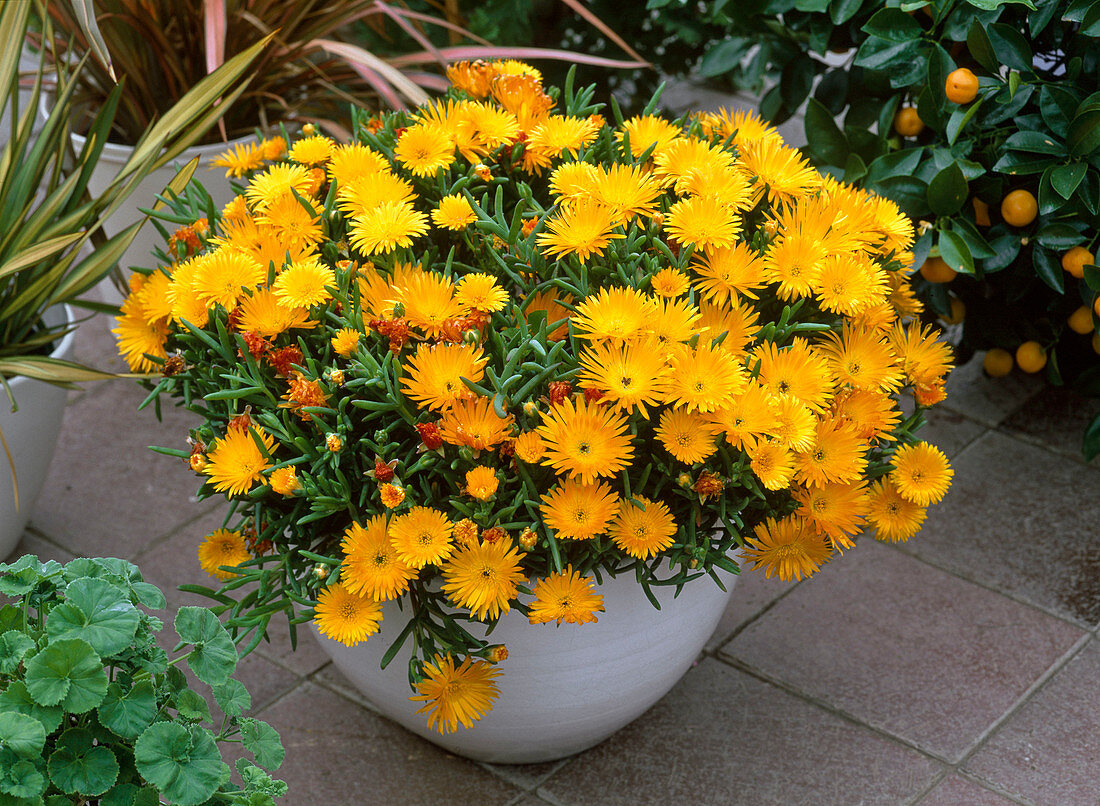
[655,407,721,464]
[692,243,766,304]
[616,114,681,158]
[737,136,821,205]
[794,419,867,487]
[211,140,265,178]
[245,163,315,212]
[527,567,604,625]
[341,516,415,601]
[112,297,169,373]
[464,466,499,500]
[794,480,869,549]
[388,507,454,568]
[608,496,677,560]
[650,267,690,298]
[537,396,634,484]
[890,442,953,506]
[664,195,739,253]
[327,143,390,184]
[753,338,835,413]
[289,134,335,166]
[236,287,314,338]
[197,529,251,580]
[589,163,662,224]
[269,466,300,496]
[348,201,430,255]
[512,431,545,463]
[272,256,334,308]
[380,483,406,509]
[748,440,797,491]
[192,249,265,310]
[336,172,416,217]
[742,515,832,581]
[330,328,360,357]
[439,396,515,452]
[410,654,501,734]
[539,478,619,540]
[256,193,324,253]
[536,198,624,263]
[432,194,477,230]
[441,539,526,620]
[313,582,383,646]
[203,427,277,497]
[400,343,487,411]
[571,286,654,342]
[818,325,903,393]
[866,478,927,542]
[577,338,670,418]
[665,342,747,414]
[455,273,508,312]
[395,123,456,177]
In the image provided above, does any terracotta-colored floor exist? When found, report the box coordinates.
[14,303,1100,806]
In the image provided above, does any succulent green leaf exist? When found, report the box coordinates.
[23,638,108,713]
[212,679,251,717]
[1,758,46,799]
[174,607,238,686]
[47,577,140,657]
[0,713,45,759]
[0,631,35,675]
[46,728,119,797]
[98,680,157,739]
[134,723,227,806]
[0,682,64,735]
[240,719,285,771]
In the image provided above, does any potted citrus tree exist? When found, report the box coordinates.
[117,61,955,762]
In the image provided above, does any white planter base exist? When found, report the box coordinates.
[315,564,737,764]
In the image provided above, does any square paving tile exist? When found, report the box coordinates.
[912,405,988,459]
[539,658,942,806]
[941,355,1044,427]
[706,567,800,651]
[965,640,1100,805]
[899,431,1100,627]
[1001,387,1100,464]
[10,531,75,565]
[915,774,1021,805]
[255,682,521,806]
[722,541,1084,762]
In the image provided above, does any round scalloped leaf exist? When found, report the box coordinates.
[98,680,157,739]
[2,758,47,799]
[0,556,46,597]
[47,577,140,658]
[240,719,284,771]
[0,682,64,735]
[0,712,46,759]
[0,632,36,676]
[174,689,211,723]
[24,638,108,713]
[174,608,237,687]
[134,722,226,806]
[212,679,250,718]
[46,728,119,797]
[99,782,150,806]
[129,582,166,610]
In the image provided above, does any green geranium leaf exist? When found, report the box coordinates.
[0,682,64,735]
[100,782,144,806]
[1,758,46,799]
[174,689,211,723]
[236,760,288,799]
[240,719,285,771]
[47,728,119,797]
[63,558,141,585]
[134,722,227,806]
[175,608,237,687]
[24,638,108,713]
[129,582,166,610]
[0,632,35,675]
[47,577,140,658]
[0,713,46,759]
[0,556,45,597]
[212,679,251,717]
[98,680,157,739]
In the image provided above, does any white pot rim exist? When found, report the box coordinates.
[7,304,76,391]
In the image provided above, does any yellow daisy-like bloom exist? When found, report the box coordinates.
[866,478,927,542]
[590,163,662,224]
[312,582,383,647]
[577,338,670,418]
[655,408,721,464]
[455,273,508,312]
[833,389,901,442]
[608,496,677,560]
[697,298,761,357]
[651,268,690,297]
[571,286,654,342]
[753,338,835,413]
[813,254,888,316]
[889,322,954,391]
[349,201,431,256]
[698,107,779,148]
[193,249,266,310]
[135,270,174,323]
[653,137,735,189]
[289,134,335,166]
[537,198,624,263]
[748,439,797,491]
[762,236,825,302]
[539,478,619,540]
[769,394,817,453]
[527,567,604,625]
[439,396,515,451]
[236,287,314,338]
[269,466,299,496]
[742,515,833,581]
[440,539,526,621]
[537,396,634,484]
[336,172,416,217]
[260,136,287,161]
[432,194,478,230]
[272,257,334,308]
[464,466,499,500]
[396,269,464,338]
[737,136,821,205]
[794,418,867,487]
[327,143,390,183]
[400,342,487,411]
[649,296,704,351]
[522,288,573,341]
[526,115,601,160]
[666,342,747,414]
[395,123,456,177]
[890,442,952,506]
[549,161,599,198]
[380,483,406,509]
[211,140,265,178]
[256,193,324,253]
[616,114,681,158]
[513,431,545,463]
[203,427,277,497]
[113,298,169,372]
[410,654,501,734]
[795,480,869,549]
[166,262,211,330]
[388,506,455,569]
[453,518,479,546]
[709,380,778,452]
[197,529,251,580]
[664,195,739,253]
[818,325,903,393]
[692,243,766,303]
[330,328,360,357]
[244,163,315,212]
[464,100,521,150]
[341,516,415,601]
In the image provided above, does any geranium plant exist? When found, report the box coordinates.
[115,61,954,733]
[0,554,286,804]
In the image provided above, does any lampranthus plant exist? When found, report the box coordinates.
[116,62,954,734]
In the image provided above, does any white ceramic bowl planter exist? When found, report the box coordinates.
[0,306,76,560]
[316,564,737,764]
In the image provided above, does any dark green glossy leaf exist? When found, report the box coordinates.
[1004,131,1066,155]
[1051,163,1087,198]
[1032,246,1065,293]
[23,639,108,713]
[830,0,864,23]
[854,36,916,70]
[984,233,1022,272]
[938,230,975,273]
[1083,1,1100,35]
[1068,109,1100,157]
[871,175,931,217]
[966,20,999,73]
[1036,224,1084,250]
[928,162,969,215]
[804,98,848,167]
[1084,263,1100,292]
[46,728,119,797]
[862,8,922,41]
[987,22,1033,72]
[697,40,749,79]
[134,723,226,806]
[1084,413,1100,462]
[865,148,924,185]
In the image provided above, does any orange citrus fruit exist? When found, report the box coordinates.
[942,296,966,324]
[894,107,924,137]
[972,198,991,227]
[1015,341,1047,374]
[1068,306,1094,335]
[920,256,957,283]
[1095,295,1100,318]
[1001,189,1038,228]
[1062,246,1094,279]
[945,68,979,104]
[1093,333,1100,355]
[983,348,1014,377]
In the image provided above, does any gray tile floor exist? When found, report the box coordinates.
[13,314,1100,806]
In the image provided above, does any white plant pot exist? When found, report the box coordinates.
[0,305,76,560]
[315,563,737,764]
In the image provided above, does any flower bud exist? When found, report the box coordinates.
[486,644,509,663]
[326,433,343,453]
